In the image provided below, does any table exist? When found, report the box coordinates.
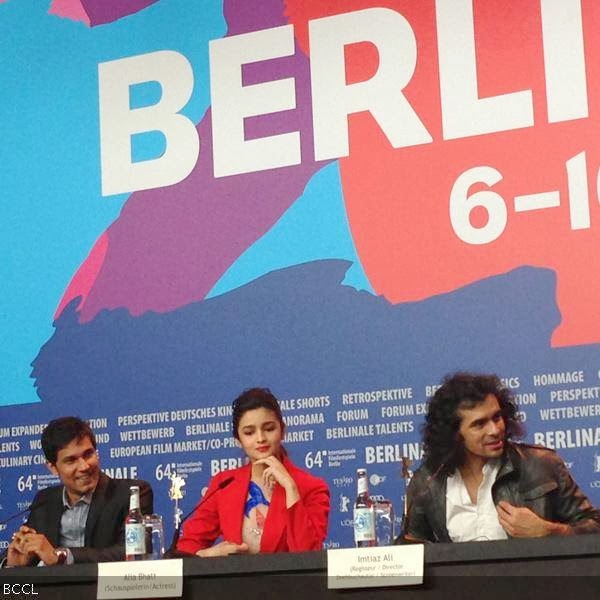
[1,534,599,599]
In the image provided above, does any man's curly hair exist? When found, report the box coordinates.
[422,372,524,475]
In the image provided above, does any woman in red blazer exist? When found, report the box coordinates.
[177,388,330,556]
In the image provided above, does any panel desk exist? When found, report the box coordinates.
[1,534,598,600]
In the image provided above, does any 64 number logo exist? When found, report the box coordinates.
[305,450,326,469]
[155,463,176,481]
[17,475,35,492]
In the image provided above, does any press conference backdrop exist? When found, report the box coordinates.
[1,0,600,550]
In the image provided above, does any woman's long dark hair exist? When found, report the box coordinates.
[422,372,524,475]
[232,387,285,440]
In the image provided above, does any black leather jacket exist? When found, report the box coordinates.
[402,443,600,543]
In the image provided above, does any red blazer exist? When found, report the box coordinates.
[177,458,330,553]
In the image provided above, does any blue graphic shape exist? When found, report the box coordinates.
[207,163,374,298]
[30,262,564,410]
[0,0,225,405]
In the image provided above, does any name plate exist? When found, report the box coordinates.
[327,545,424,589]
[97,559,183,599]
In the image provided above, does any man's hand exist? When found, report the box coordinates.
[196,541,249,558]
[497,501,571,537]
[20,532,58,565]
[6,526,37,567]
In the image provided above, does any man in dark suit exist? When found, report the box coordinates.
[5,416,153,566]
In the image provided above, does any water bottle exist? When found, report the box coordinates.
[353,468,376,547]
[125,485,146,560]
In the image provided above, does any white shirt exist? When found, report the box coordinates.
[446,459,508,542]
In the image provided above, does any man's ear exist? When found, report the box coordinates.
[46,461,58,476]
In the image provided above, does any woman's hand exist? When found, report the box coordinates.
[196,540,249,558]
[255,456,300,507]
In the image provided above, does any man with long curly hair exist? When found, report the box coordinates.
[401,373,600,543]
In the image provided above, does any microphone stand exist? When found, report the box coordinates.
[163,476,234,558]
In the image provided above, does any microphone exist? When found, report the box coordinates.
[0,497,48,527]
[163,476,234,558]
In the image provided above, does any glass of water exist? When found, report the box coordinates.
[143,514,165,560]
[374,500,395,546]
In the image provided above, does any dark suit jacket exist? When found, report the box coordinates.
[24,473,153,563]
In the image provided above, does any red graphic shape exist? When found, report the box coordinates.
[286,0,600,346]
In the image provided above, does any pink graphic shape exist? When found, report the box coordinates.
[49,0,159,26]
[56,232,109,319]
[48,0,91,26]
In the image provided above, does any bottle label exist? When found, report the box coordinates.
[129,488,140,511]
[357,477,368,496]
[353,507,376,542]
[125,523,146,555]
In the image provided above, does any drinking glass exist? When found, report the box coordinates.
[374,500,395,546]
[143,513,165,560]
